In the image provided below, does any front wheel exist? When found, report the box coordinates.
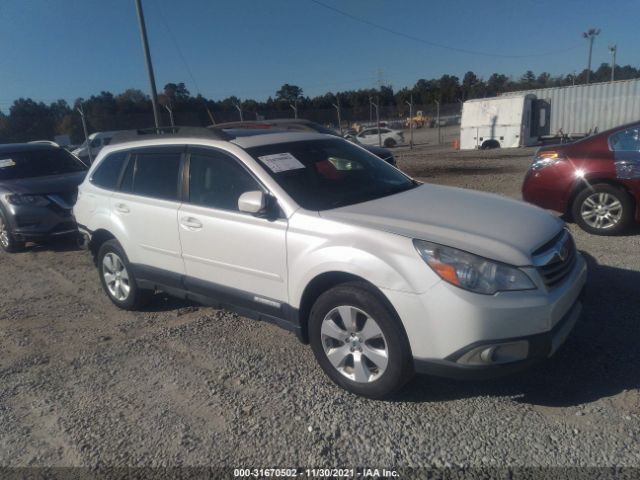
[309,283,413,398]
[572,184,633,235]
[384,138,397,148]
[97,239,153,310]
[0,211,24,253]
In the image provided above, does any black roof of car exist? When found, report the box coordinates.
[0,143,61,154]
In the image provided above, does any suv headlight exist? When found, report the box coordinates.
[530,151,564,171]
[413,240,535,295]
[5,194,50,207]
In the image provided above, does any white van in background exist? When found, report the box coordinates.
[72,131,123,163]
[460,94,536,150]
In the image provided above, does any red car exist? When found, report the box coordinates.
[522,122,640,235]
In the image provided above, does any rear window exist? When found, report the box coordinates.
[0,148,87,180]
[90,151,128,190]
[121,152,182,201]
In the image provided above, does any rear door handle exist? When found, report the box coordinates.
[180,216,203,230]
[115,203,130,214]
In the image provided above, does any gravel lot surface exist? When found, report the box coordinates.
[1,138,639,471]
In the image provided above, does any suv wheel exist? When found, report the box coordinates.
[572,184,633,235]
[98,239,152,310]
[309,283,413,398]
[384,138,397,148]
[0,211,24,253]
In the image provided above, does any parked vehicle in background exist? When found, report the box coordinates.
[522,122,640,235]
[460,94,537,150]
[356,128,404,148]
[0,143,88,252]
[405,110,429,128]
[74,127,586,398]
[212,119,396,166]
[72,131,123,164]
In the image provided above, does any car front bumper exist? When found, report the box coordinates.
[382,252,588,379]
[5,203,78,241]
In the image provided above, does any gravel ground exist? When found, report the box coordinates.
[0,142,639,472]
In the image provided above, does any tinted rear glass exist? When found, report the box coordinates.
[130,152,181,201]
[0,148,87,180]
[90,151,127,190]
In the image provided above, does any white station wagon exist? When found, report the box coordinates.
[74,127,586,398]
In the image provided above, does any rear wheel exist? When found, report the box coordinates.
[309,283,413,398]
[97,239,153,309]
[480,139,500,150]
[572,184,633,235]
[0,211,24,253]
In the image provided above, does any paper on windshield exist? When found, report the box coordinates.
[258,153,305,173]
[0,159,16,168]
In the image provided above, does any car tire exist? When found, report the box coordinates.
[309,282,414,398]
[384,138,397,148]
[572,184,634,235]
[0,210,25,253]
[97,239,153,310]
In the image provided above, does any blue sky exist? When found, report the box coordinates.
[0,0,637,109]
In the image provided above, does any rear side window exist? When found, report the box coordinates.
[90,151,127,190]
[188,150,261,211]
[126,152,182,201]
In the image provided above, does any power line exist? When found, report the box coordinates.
[309,0,580,59]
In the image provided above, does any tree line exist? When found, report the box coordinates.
[0,63,638,145]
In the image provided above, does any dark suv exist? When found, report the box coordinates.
[0,143,88,252]
[522,122,640,235]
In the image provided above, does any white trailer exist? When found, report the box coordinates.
[460,94,537,150]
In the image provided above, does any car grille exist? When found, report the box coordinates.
[533,230,577,289]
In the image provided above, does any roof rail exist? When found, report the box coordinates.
[110,126,232,145]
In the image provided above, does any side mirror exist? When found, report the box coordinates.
[238,191,266,214]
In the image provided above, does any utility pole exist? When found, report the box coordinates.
[369,96,373,125]
[435,100,441,145]
[609,45,617,82]
[405,94,413,149]
[234,103,243,121]
[76,104,92,164]
[290,100,298,119]
[374,96,381,147]
[582,28,600,84]
[134,0,160,130]
[332,95,342,135]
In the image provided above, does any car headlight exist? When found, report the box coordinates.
[530,151,564,171]
[413,239,535,295]
[5,194,50,207]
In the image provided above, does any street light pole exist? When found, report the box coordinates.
[405,94,413,149]
[582,28,600,84]
[164,104,175,127]
[435,100,441,145]
[134,0,160,130]
[290,100,298,119]
[332,95,342,135]
[609,45,617,82]
[235,103,244,121]
[76,104,92,164]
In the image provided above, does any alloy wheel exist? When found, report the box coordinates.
[102,252,131,301]
[580,192,623,230]
[0,216,9,248]
[320,305,389,383]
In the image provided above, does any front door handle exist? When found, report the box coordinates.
[180,216,203,230]
[115,203,130,214]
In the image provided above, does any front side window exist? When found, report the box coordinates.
[188,150,261,211]
[609,126,640,179]
[0,148,87,181]
[609,127,640,152]
[90,151,127,190]
[125,152,182,201]
[247,138,415,210]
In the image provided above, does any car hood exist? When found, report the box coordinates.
[0,171,86,195]
[361,144,392,158]
[320,184,564,266]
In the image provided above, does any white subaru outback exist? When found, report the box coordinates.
[73,127,587,398]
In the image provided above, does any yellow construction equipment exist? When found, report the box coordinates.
[405,110,429,128]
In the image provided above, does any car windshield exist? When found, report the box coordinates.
[0,148,88,180]
[246,138,416,210]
